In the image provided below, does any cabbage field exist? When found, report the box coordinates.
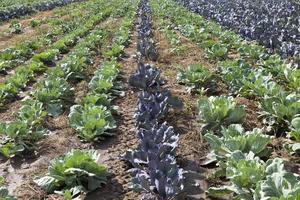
[0,0,299,199]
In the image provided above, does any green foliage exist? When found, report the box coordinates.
[52,40,69,54]
[208,152,300,199]
[198,96,245,131]
[34,149,110,197]
[284,67,300,93]
[259,92,300,131]
[285,118,300,155]
[113,19,132,46]
[289,117,300,141]
[0,124,26,157]
[240,71,283,99]
[88,61,120,95]
[0,177,15,199]
[104,44,125,58]
[255,158,300,200]
[177,64,213,92]
[208,151,266,199]
[9,20,23,34]
[205,124,272,164]
[81,94,111,108]
[60,56,88,81]
[0,187,16,200]
[30,19,42,28]
[7,67,34,89]
[33,49,59,64]
[219,31,241,49]
[0,99,47,157]
[238,43,267,61]
[257,55,287,81]
[17,99,48,127]
[205,43,228,60]
[69,105,116,141]
[218,59,251,94]
[0,83,17,105]
[32,77,73,116]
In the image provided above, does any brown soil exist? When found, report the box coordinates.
[0,10,53,33]
[235,96,263,130]
[0,100,22,122]
[86,26,141,200]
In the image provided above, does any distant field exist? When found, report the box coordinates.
[0,0,45,8]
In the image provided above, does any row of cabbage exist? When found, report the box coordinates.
[0,2,114,107]
[123,0,185,199]
[0,0,105,73]
[178,66,300,198]
[0,0,86,21]
[151,0,300,199]
[153,0,300,152]
[0,0,139,199]
[0,0,129,158]
[177,0,300,60]
[34,5,138,198]
[0,0,48,8]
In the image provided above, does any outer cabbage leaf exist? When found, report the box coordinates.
[34,149,110,197]
[124,122,179,168]
[204,124,271,165]
[198,95,245,131]
[69,104,116,141]
[135,90,182,129]
[129,63,164,91]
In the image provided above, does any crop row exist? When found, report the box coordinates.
[177,0,300,59]
[0,0,85,21]
[0,0,108,73]
[0,0,131,159]
[0,3,115,107]
[34,6,138,198]
[69,12,136,142]
[123,0,185,199]
[152,0,300,199]
[152,0,300,140]
[0,26,107,158]
[136,0,158,62]
[178,63,300,199]
[0,0,139,198]
[0,0,49,8]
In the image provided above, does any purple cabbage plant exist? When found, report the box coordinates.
[124,122,179,168]
[136,0,158,61]
[129,63,165,91]
[124,122,184,200]
[135,90,182,129]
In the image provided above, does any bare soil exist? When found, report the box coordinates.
[86,25,141,200]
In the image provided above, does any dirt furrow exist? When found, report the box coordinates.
[86,24,141,200]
